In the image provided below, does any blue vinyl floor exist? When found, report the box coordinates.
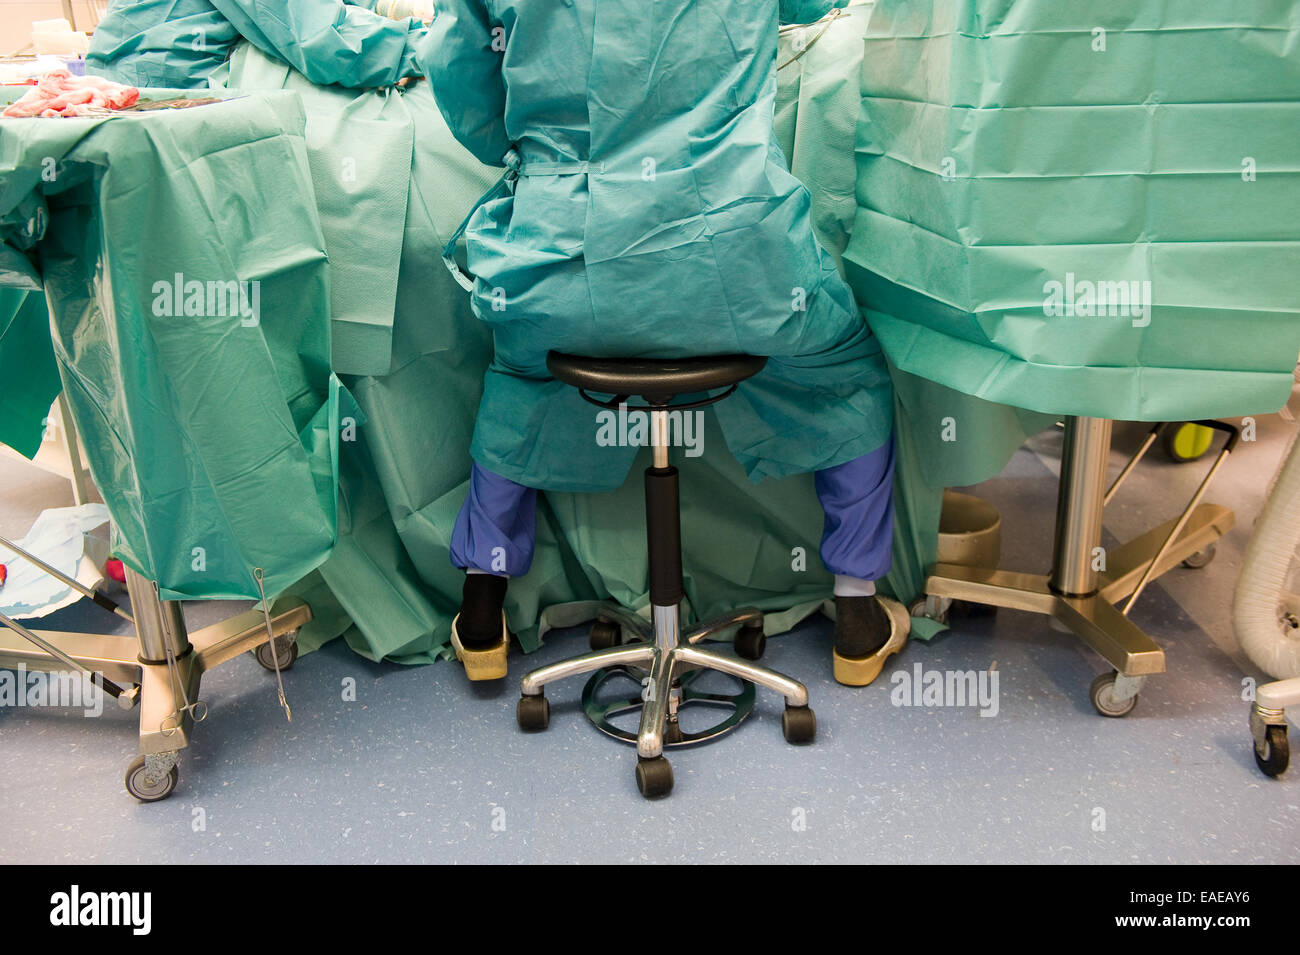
[1,423,1296,864]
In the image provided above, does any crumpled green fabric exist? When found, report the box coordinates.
[0,288,61,459]
[775,0,875,272]
[844,0,1300,421]
[0,88,351,601]
[87,0,428,91]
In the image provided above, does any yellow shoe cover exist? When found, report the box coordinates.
[833,596,910,687]
[450,611,509,681]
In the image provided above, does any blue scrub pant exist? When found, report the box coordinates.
[450,438,895,581]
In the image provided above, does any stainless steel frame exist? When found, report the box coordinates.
[0,566,310,797]
[924,416,1235,708]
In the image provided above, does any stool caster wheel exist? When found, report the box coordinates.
[636,756,673,798]
[734,622,766,660]
[589,620,620,651]
[517,694,550,732]
[254,635,298,671]
[1182,543,1216,569]
[1090,671,1138,718]
[782,704,817,744]
[124,755,178,802]
[1255,724,1289,777]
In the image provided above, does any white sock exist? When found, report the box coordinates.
[833,575,876,598]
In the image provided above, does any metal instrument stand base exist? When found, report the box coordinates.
[921,416,1236,717]
[0,596,311,800]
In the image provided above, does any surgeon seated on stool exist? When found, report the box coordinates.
[422,0,900,687]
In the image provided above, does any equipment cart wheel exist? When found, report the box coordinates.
[635,756,673,798]
[782,704,817,744]
[1254,724,1289,777]
[734,622,766,660]
[1182,543,1216,569]
[1090,671,1139,718]
[253,634,298,671]
[125,755,178,802]
[589,619,620,651]
[516,694,550,732]
[909,595,951,625]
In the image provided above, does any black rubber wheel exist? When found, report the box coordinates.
[124,755,178,802]
[516,694,550,732]
[1255,724,1290,777]
[589,619,620,651]
[782,704,817,744]
[253,637,298,671]
[1090,671,1138,718]
[1182,543,1216,569]
[635,756,673,798]
[734,622,766,660]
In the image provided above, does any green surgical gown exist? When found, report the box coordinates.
[420,0,891,494]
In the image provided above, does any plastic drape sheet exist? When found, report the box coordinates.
[844,0,1300,421]
[0,89,349,600]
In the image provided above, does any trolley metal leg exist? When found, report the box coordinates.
[924,416,1236,717]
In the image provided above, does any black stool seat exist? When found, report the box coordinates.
[547,352,767,401]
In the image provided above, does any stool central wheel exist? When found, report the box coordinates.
[516,352,817,799]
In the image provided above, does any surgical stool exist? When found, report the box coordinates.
[515,352,816,798]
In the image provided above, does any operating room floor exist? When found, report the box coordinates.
[1,420,1296,864]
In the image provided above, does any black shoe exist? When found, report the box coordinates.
[456,573,508,651]
[832,595,905,687]
[833,595,891,659]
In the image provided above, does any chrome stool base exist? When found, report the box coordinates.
[583,666,756,747]
[519,603,813,797]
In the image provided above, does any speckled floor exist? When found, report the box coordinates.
[1,420,1297,864]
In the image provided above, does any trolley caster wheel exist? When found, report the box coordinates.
[589,619,620,651]
[1090,672,1138,718]
[253,636,298,671]
[635,756,673,798]
[516,694,550,732]
[1255,724,1289,777]
[1182,543,1216,569]
[734,622,766,660]
[124,755,178,802]
[908,595,950,625]
[782,704,817,744]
